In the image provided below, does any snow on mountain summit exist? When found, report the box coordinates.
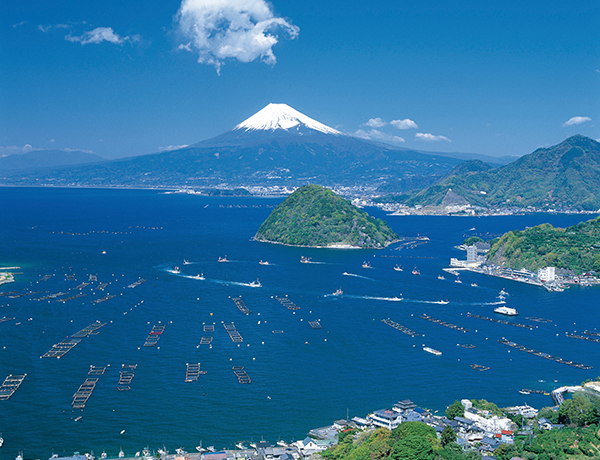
[233,103,343,135]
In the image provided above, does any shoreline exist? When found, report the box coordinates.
[252,237,399,250]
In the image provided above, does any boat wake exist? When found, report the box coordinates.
[342,272,373,280]
[405,299,450,305]
[345,295,403,302]
[181,274,205,281]
[211,279,262,288]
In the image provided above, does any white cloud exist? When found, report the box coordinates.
[175,0,299,73]
[39,23,72,33]
[390,118,418,130]
[66,27,139,45]
[0,144,42,155]
[12,21,27,28]
[415,133,451,142]
[159,144,189,152]
[562,116,592,127]
[364,118,386,128]
[354,129,405,145]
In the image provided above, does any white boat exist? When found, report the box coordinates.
[218,256,228,262]
[118,449,125,458]
[499,289,509,296]
[183,259,191,265]
[454,278,462,284]
[171,267,181,274]
[175,448,186,456]
[195,442,205,453]
[494,306,518,316]
[332,288,343,296]
[362,261,371,269]
[423,347,442,356]
[248,279,262,287]
[16,452,23,460]
[101,452,107,459]
[436,300,449,305]
[437,275,445,280]
[190,273,205,280]
[259,260,269,265]
[300,256,311,263]
[471,283,477,287]
[0,436,3,448]
[276,441,288,447]
[393,265,403,271]
[235,443,246,450]
[412,267,420,275]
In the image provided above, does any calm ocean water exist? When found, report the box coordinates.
[0,187,598,459]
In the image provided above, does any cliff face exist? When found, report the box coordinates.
[254,184,398,248]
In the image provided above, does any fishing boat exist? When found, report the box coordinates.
[191,273,205,280]
[195,442,206,453]
[393,265,403,271]
[471,283,478,287]
[183,260,191,265]
[437,275,445,280]
[248,279,262,287]
[235,443,246,450]
[218,256,228,262]
[332,288,343,296]
[519,389,531,395]
[300,256,311,263]
[455,278,462,284]
[436,300,449,305]
[101,452,107,459]
[0,435,3,448]
[16,452,23,460]
[259,260,269,265]
[499,289,509,296]
[494,306,518,316]
[362,261,371,269]
[423,347,442,356]
[276,441,288,447]
[171,267,181,274]
[412,267,420,275]
[118,449,124,458]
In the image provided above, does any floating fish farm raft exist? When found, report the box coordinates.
[467,313,533,329]
[0,374,27,400]
[381,318,419,337]
[420,314,469,332]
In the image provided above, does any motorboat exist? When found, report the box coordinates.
[259,260,269,265]
[218,256,228,262]
[235,443,246,450]
[393,265,403,271]
[471,283,477,287]
[118,449,125,458]
[437,275,445,280]
[362,261,371,269]
[249,279,262,287]
[455,278,462,284]
[300,256,311,263]
[332,288,343,296]
[412,267,420,275]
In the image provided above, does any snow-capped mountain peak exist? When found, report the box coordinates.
[233,103,343,135]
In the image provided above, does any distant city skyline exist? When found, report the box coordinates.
[1,0,598,159]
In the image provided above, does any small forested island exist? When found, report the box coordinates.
[255,184,398,248]
[487,216,600,274]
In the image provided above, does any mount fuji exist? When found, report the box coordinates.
[0,104,464,192]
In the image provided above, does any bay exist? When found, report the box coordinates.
[0,187,598,459]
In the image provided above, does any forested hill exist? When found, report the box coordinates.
[487,215,600,274]
[408,135,600,210]
[254,184,398,248]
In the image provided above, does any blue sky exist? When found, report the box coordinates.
[1,0,598,159]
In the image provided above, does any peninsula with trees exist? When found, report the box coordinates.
[254,184,398,248]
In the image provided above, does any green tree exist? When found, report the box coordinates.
[441,426,457,447]
[445,400,465,419]
[391,435,434,460]
[392,421,437,442]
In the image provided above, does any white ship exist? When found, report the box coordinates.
[423,346,442,356]
[494,306,518,316]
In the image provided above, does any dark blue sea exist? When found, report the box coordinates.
[0,187,599,459]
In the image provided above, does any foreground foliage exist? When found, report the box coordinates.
[255,184,398,248]
[486,216,600,274]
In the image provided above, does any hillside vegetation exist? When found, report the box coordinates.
[407,135,600,210]
[487,216,600,274]
[255,184,398,248]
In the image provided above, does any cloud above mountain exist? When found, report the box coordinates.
[176,0,299,73]
[563,116,591,127]
[65,27,140,45]
[390,118,418,130]
[415,133,451,142]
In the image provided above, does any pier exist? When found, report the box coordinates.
[231,297,253,315]
[92,294,116,304]
[199,324,214,345]
[224,322,243,342]
[72,378,98,409]
[419,314,469,332]
[467,313,533,329]
[232,366,251,384]
[381,318,419,337]
[127,278,147,288]
[275,296,300,310]
[185,363,206,382]
[88,365,106,375]
[118,364,137,390]
[43,338,82,358]
[71,321,107,338]
[144,325,165,347]
[565,332,600,343]
[308,320,322,329]
[470,364,490,371]
[0,374,26,400]
[498,338,593,370]
[526,317,552,323]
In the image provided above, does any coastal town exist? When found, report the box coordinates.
[39,380,600,460]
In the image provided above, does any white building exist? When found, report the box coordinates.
[538,266,556,282]
[369,409,403,430]
[466,245,478,262]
